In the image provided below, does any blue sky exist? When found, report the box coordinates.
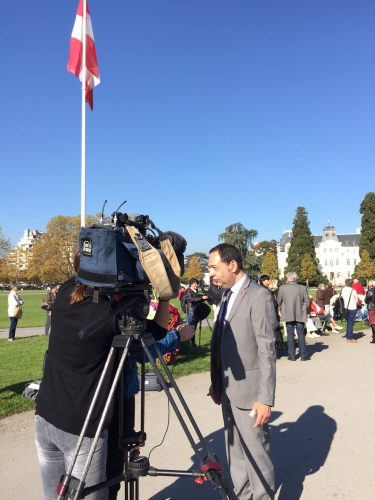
[1,1,374,253]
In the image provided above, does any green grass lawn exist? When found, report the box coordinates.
[0,335,49,419]
[0,290,48,328]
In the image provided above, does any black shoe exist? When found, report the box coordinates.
[370,340,375,344]
[301,356,311,361]
[287,356,296,361]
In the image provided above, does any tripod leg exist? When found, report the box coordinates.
[59,336,133,500]
[140,340,238,499]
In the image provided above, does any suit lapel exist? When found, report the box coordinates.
[224,275,251,332]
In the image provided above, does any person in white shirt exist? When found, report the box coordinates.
[8,284,24,341]
[340,279,358,343]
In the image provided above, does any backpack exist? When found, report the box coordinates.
[180,290,188,313]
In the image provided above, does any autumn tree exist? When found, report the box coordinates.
[0,227,11,259]
[182,255,203,282]
[285,207,322,279]
[185,252,208,269]
[260,251,280,280]
[359,192,375,260]
[300,253,318,282]
[354,250,375,285]
[27,214,98,283]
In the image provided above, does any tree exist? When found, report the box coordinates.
[285,207,322,279]
[354,250,375,285]
[0,227,11,259]
[359,192,375,260]
[218,223,258,268]
[185,252,208,269]
[182,255,203,282]
[300,253,317,282]
[27,214,98,283]
[260,251,280,280]
[255,240,278,257]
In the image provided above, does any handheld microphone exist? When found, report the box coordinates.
[189,302,211,327]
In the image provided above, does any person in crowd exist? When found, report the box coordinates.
[352,278,365,320]
[340,279,359,343]
[177,285,185,300]
[7,284,24,342]
[277,271,311,361]
[184,278,208,346]
[208,244,276,500]
[365,280,375,344]
[44,284,57,335]
[316,283,326,308]
[308,296,343,334]
[207,281,223,323]
[35,252,194,500]
[273,280,284,299]
[323,282,337,313]
[259,275,285,356]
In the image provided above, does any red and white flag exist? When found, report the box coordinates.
[67,0,100,110]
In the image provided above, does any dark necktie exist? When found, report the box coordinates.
[215,290,232,367]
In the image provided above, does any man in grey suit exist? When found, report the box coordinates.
[277,271,311,361]
[208,243,277,500]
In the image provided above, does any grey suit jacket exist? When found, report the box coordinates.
[277,282,310,323]
[211,275,277,409]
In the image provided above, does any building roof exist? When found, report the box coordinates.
[279,227,361,251]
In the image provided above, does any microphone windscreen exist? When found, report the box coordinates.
[192,302,211,322]
[164,231,187,256]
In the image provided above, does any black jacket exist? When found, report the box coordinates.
[185,287,205,314]
[365,289,375,311]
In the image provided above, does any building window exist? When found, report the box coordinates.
[329,248,332,252]
[354,259,357,266]
[324,259,327,265]
[330,260,333,266]
[335,248,338,252]
[336,260,339,265]
[324,248,327,253]
[336,273,340,278]
[347,259,350,265]
[347,271,351,278]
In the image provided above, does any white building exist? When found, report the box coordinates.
[8,229,43,272]
[17,229,43,251]
[278,224,361,286]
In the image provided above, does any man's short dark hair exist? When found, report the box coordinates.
[189,278,199,286]
[209,243,243,270]
[345,279,353,287]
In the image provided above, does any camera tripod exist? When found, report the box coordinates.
[56,293,237,500]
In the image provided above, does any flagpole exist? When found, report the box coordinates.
[81,0,87,228]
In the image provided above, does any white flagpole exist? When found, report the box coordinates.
[81,0,87,228]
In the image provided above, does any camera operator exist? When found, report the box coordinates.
[35,253,194,500]
[106,301,195,500]
[184,278,208,347]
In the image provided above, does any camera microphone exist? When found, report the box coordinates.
[189,302,211,327]
[163,231,187,274]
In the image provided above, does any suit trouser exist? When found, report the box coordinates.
[221,391,275,500]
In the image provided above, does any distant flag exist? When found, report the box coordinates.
[67,0,100,110]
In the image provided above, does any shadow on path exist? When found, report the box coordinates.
[148,427,231,499]
[270,406,337,499]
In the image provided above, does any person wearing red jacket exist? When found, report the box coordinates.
[352,278,365,296]
[308,297,343,333]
